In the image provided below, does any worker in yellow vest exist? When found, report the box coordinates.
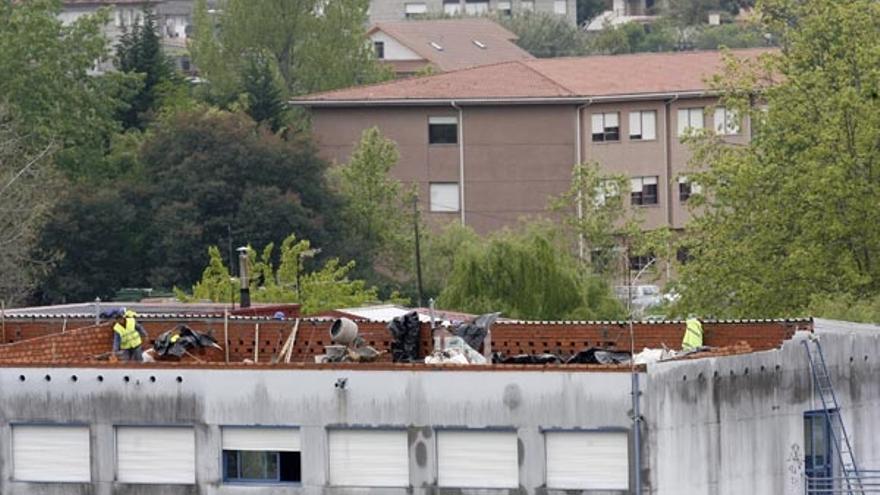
[112,309,147,362]
[682,316,704,351]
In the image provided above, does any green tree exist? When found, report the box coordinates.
[808,293,880,325]
[0,0,129,148]
[501,12,588,57]
[676,0,880,317]
[190,0,388,99]
[333,127,413,275]
[665,0,722,25]
[240,49,288,132]
[115,8,175,129]
[439,224,624,320]
[421,223,480,299]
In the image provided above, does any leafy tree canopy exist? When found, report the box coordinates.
[676,0,880,317]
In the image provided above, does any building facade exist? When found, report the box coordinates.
[295,50,763,236]
[0,316,875,494]
[368,0,576,25]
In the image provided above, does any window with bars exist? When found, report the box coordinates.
[629,254,655,271]
[591,112,620,142]
[678,176,701,202]
[429,116,458,144]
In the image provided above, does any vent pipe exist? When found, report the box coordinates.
[237,246,251,308]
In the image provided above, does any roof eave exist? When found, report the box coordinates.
[290,90,716,108]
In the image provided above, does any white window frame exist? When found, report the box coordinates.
[591,112,620,142]
[553,0,567,14]
[430,183,460,212]
[677,107,704,137]
[437,430,518,488]
[630,176,659,206]
[678,175,702,202]
[404,2,427,16]
[520,0,534,10]
[714,106,739,135]
[443,0,462,14]
[12,424,91,482]
[464,0,489,15]
[628,110,656,141]
[545,430,629,490]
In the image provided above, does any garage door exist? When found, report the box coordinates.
[437,430,518,488]
[545,430,629,489]
[328,429,408,487]
[116,426,195,484]
[13,425,91,482]
[222,426,300,451]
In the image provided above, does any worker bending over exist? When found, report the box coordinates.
[112,309,147,362]
[681,316,704,351]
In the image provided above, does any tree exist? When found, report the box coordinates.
[676,0,880,317]
[665,0,722,25]
[115,8,175,130]
[333,127,413,275]
[501,12,588,58]
[190,0,388,99]
[550,162,643,276]
[0,0,129,148]
[0,110,59,306]
[179,233,401,315]
[439,224,624,320]
[240,49,288,132]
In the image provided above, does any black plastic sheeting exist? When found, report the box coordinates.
[153,325,218,358]
[388,311,421,363]
[453,312,500,350]
[492,347,631,365]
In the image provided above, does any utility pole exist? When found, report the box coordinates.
[412,195,424,307]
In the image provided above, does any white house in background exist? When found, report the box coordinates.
[585,0,660,31]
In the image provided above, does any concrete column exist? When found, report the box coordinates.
[519,426,545,492]
[0,423,11,495]
[93,422,115,495]
[198,424,221,485]
[409,425,435,491]
[301,426,327,492]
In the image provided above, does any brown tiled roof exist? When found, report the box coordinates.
[296,48,776,104]
[369,18,534,72]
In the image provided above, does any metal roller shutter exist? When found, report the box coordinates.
[545,430,629,490]
[437,430,518,488]
[116,426,195,484]
[12,425,91,482]
[328,429,409,487]
[222,427,300,451]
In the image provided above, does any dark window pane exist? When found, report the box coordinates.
[374,41,384,59]
[605,128,619,141]
[429,123,457,144]
[592,132,604,142]
[239,451,275,480]
[280,452,302,482]
[644,184,658,204]
[631,191,641,205]
[223,450,238,480]
[679,182,691,202]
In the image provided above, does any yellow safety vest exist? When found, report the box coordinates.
[682,318,703,350]
[113,314,142,350]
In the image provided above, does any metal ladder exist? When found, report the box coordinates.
[802,336,865,494]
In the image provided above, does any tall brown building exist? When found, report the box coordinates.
[292,49,768,239]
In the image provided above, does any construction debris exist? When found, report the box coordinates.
[153,325,221,359]
[425,335,487,365]
[321,318,382,363]
[388,311,421,362]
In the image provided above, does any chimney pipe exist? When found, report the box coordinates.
[237,246,251,308]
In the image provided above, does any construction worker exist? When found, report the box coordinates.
[682,315,704,351]
[112,308,147,362]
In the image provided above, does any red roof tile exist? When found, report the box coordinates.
[296,48,776,104]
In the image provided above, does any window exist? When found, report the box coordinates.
[328,430,409,487]
[429,116,458,144]
[629,110,657,140]
[437,430,518,488]
[520,0,534,10]
[12,425,91,482]
[677,107,704,137]
[629,254,655,271]
[594,179,620,206]
[222,427,301,483]
[465,0,489,15]
[714,107,739,135]
[374,41,385,59]
[678,176,701,202]
[805,410,836,493]
[545,431,628,490]
[554,0,567,14]
[430,183,460,212]
[443,0,461,14]
[497,1,512,15]
[631,176,658,205]
[591,112,620,142]
[404,2,427,17]
[116,426,195,484]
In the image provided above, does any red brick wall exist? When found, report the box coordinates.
[0,317,809,364]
